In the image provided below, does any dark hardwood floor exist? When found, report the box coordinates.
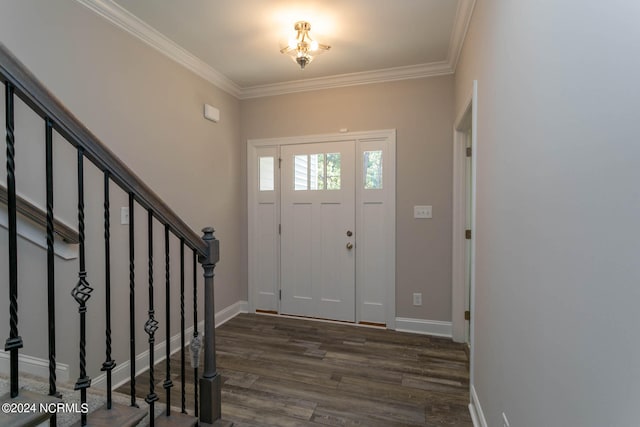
[118,313,472,426]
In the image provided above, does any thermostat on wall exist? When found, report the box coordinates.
[204,104,220,123]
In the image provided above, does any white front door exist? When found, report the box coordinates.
[280,141,356,321]
[248,129,396,326]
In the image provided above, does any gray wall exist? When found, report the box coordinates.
[455,1,640,425]
[1,0,455,384]
[0,0,243,381]
[240,77,454,321]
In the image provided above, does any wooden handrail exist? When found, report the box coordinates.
[0,183,79,244]
[0,43,207,256]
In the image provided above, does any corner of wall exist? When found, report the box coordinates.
[469,384,488,427]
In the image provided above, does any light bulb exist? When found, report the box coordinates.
[310,40,319,51]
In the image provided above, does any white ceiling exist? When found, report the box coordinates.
[79,0,474,98]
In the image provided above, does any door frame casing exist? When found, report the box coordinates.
[452,82,477,375]
[247,129,396,328]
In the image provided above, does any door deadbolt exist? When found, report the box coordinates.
[346,230,353,237]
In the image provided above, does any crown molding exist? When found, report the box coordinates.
[75,0,242,98]
[447,0,477,71]
[239,62,453,99]
[77,0,475,100]
[240,0,476,99]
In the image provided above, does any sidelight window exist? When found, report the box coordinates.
[363,150,383,189]
[259,156,275,191]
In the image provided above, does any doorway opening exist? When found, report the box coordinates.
[452,82,477,346]
[248,130,396,327]
[452,81,478,418]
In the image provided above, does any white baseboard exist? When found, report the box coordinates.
[215,300,248,327]
[94,300,248,390]
[394,317,453,338]
[93,319,205,391]
[0,351,70,383]
[469,384,488,427]
[1,300,248,391]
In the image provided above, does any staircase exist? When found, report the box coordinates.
[0,43,229,426]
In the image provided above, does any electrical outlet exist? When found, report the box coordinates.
[120,207,129,225]
[502,412,510,427]
[414,205,432,219]
[413,293,422,306]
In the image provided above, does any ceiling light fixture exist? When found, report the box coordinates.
[280,21,330,69]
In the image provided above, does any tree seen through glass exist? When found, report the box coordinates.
[364,150,383,189]
[294,152,341,190]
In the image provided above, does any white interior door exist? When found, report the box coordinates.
[280,141,355,321]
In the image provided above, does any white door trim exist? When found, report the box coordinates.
[247,129,396,328]
[452,81,478,389]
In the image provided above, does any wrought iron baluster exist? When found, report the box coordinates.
[45,117,60,403]
[4,81,23,399]
[145,210,159,426]
[163,224,173,415]
[45,118,59,427]
[101,171,116,409]
[71,147,93,427]
[180,240,186,413]
[128,192,138,407]
[192,248,199,417]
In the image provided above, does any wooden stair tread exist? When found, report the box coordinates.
[71,402,146,427]
[0,389,62,427]
[153,410,198,427]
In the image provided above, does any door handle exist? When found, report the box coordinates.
[346,242,353,250]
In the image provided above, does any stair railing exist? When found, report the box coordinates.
[0,42,223,427]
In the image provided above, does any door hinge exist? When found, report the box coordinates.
[278,157,282,169]
[466,147,472,157]
[279,289,282,300]
[465,229,472,240]
[464,310,471,320]
[278,224,281,235]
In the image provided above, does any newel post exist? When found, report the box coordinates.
[199,227,222,424]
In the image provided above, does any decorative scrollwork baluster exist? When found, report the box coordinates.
[192,248,199,417]
[71,147,93,427]
[101,171,116,409]
[163,224,174,416]
[45,117,61,402]
[4,81,23,399]
[180,240,187,413]
[128,192,138,407]
[145,210,159,426]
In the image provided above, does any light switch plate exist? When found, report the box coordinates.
[121,207,129,225]
[414,205,432,219]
